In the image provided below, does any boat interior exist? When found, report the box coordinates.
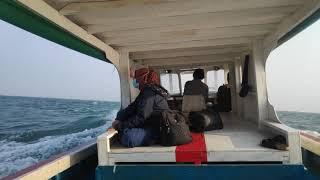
[108,113,289,164]
[99,55,295,164]
[1,0,320,179]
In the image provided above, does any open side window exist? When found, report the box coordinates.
[206,69,225,93]
[160,72,180,95]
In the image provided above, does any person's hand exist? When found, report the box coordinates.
[112,120,121,130]
[107,127,117,134]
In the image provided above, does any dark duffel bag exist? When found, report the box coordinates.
[158,110,192,146]
[189,110,223,132]
[216,85,232,112]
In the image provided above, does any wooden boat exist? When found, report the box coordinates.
[1,0,319,179]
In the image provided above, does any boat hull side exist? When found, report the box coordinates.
[96,164,316,180]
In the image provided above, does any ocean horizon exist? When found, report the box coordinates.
[0,95,319,178]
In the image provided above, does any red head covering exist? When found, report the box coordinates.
[134,68,159,90]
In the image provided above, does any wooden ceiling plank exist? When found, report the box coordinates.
[102,24,275,45]
[60,0,302,21]
[142,59,233,67]
[139,53,240,62]
[131,46,249,60]
[151,62,230,70]
[138,54,239,67]
[101,23,277,39]
[110,34,265,47]
[86,13,283,34]
[121,37,253,52]
[74,6,297,29]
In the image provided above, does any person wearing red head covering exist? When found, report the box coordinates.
[133,68,160,90]
[111,68,169,148]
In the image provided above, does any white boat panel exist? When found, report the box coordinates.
[111,145,176,153]
[109,152,176,163]
[98,113,289,165]
[208,151,289,162]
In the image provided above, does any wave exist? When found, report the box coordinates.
[0,110,118,178]
[2,109,118,143]
[302,130,320,138]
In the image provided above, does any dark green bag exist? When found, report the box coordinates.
[159,110,192,146]
[189,110,223,133]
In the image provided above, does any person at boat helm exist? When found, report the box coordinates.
[111,68,170,148]
[183,68,209,100]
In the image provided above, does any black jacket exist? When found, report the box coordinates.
[116,85,169,130]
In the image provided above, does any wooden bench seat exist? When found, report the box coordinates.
[98,113,290,165]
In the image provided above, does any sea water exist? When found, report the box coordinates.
[277,111,320,133]
[0,95,319,178]
[0,95,119,178]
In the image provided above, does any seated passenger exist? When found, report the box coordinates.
[111,68,169,148]
[183,68,209,100]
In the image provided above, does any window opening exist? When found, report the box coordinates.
[180,71,194,93]
[160,73,180,95]
[206,69,225,92]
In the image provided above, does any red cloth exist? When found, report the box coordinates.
[175,133,207,164]
[134,68,159,90]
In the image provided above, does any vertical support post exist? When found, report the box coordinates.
[234,58,243,118]
[228,62,237,114]
[178,71,183,95]
[204,68,207,85]
[288,131,302,164]
[169,73,174,93]
[252,40,268,127]
[223,64,229,84]
[118,49,131,108]
[97,134,109,166]
[130,62,139,102]
[214,70,218,90]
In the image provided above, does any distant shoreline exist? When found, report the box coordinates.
[0,94,120,103]
[276,110,320,115]
[0,94,319,114]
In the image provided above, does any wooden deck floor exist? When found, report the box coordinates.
[108,113,289,164]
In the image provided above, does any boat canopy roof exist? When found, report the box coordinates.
[0,0,319,67]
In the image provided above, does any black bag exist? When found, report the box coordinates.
[158,110,192,146]
[239,55,250,97]
[216,85,232,112]
[189,110,223,132]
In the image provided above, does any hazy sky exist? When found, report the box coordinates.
[266,19,320,113]
[0,19,319,112]
[0,20,120,102]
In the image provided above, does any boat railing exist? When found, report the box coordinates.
[301,131,320,157]
[2,140,97,180]
[262,121,302,164]
[97,129,118,166]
